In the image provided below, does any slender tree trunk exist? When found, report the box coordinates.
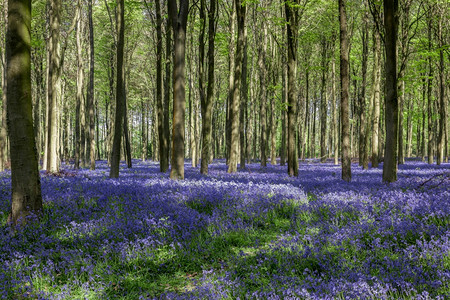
[163,8,171,170]
[285,1,300,177]
[0,40,7,171]
[339,0,351,181]
[331,57,338,165]
[270,70,276,165]
[406,97,413,157]
[6,0,43,225]
[200,0,216,174]
[280,67,287,166]
[226,2,236,163]
[360,8,369,169]
[436,15,445,165]
[153,0,166,170]
[240,20,248,169]
[169,0,189,180]
[87,0,95,170]
[371,27,381,168]
[46,0,61,173]
[258,23,268,167]
[110,0,125,178]
[382,0,399,182]
[228,0,245,173]
[320,37,328,163]
[427,14,434,165]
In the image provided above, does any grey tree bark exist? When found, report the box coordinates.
[168,0,189,180]
[228,0,245,173]
[339,0,351,182]
[6,0,43,225]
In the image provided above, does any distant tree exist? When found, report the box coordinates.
[168,0,189,180]
[110,0,125,178]
[382,0,399,182]
[339,0,351,182]
[6,0,43,225]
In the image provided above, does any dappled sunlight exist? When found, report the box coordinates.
[0,160,449,298]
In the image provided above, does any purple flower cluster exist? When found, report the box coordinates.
[0,159,448,299]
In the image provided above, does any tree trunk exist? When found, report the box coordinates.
[382,0,399,182]
[270,70,276,165]
[169,0,189,180]
[200,0,216,174]
[371,27,381,168]
[339,0,351,182]
[320,37,328,163]
[226,2,236,163]
[87,0,95,170]
[110,0,125,178]
[359,8,369,169]
[123,80,132,168]
[74,0,82,169]
[6,0,43,225]
[436,14,445,165]
[0,36,7,172]
[427,14,434,165]
[163,7,171,171]
[240,20,248,169]
[259,23,267,168]
[228,0,245,173]
[285,1,300,177]
[46,0,61,173]
[153,0,166,169]
[331,57,338,165]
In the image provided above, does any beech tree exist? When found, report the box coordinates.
[110,0,125,178]
[6,0,43,225]
[200,0,217,175]
[339,0,351,182]
[382,0,399,183]
[228,0,246,173]
[168,0,189,180]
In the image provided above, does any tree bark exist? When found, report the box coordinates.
[226,2,236,164]
[46,0,61,173]
[110,0,125,178]
[359,7,369,169]
[87,0,95,170]
[339,0,351,182]
[258,23,267,167]
[436,13,445,165]
[285,0,300,177]
[228,0,245,173]
[331,56,338,165]
[6,0,43,225]
[200,0,216,174]
[427,12,434,165]
[320,37,329,163]
[382,0,399,182]
[163,10,171,170]
[371,27,381,168]
[240,19,248,169]
[169,0,189,180]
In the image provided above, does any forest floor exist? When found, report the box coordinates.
[0,159,449,299]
